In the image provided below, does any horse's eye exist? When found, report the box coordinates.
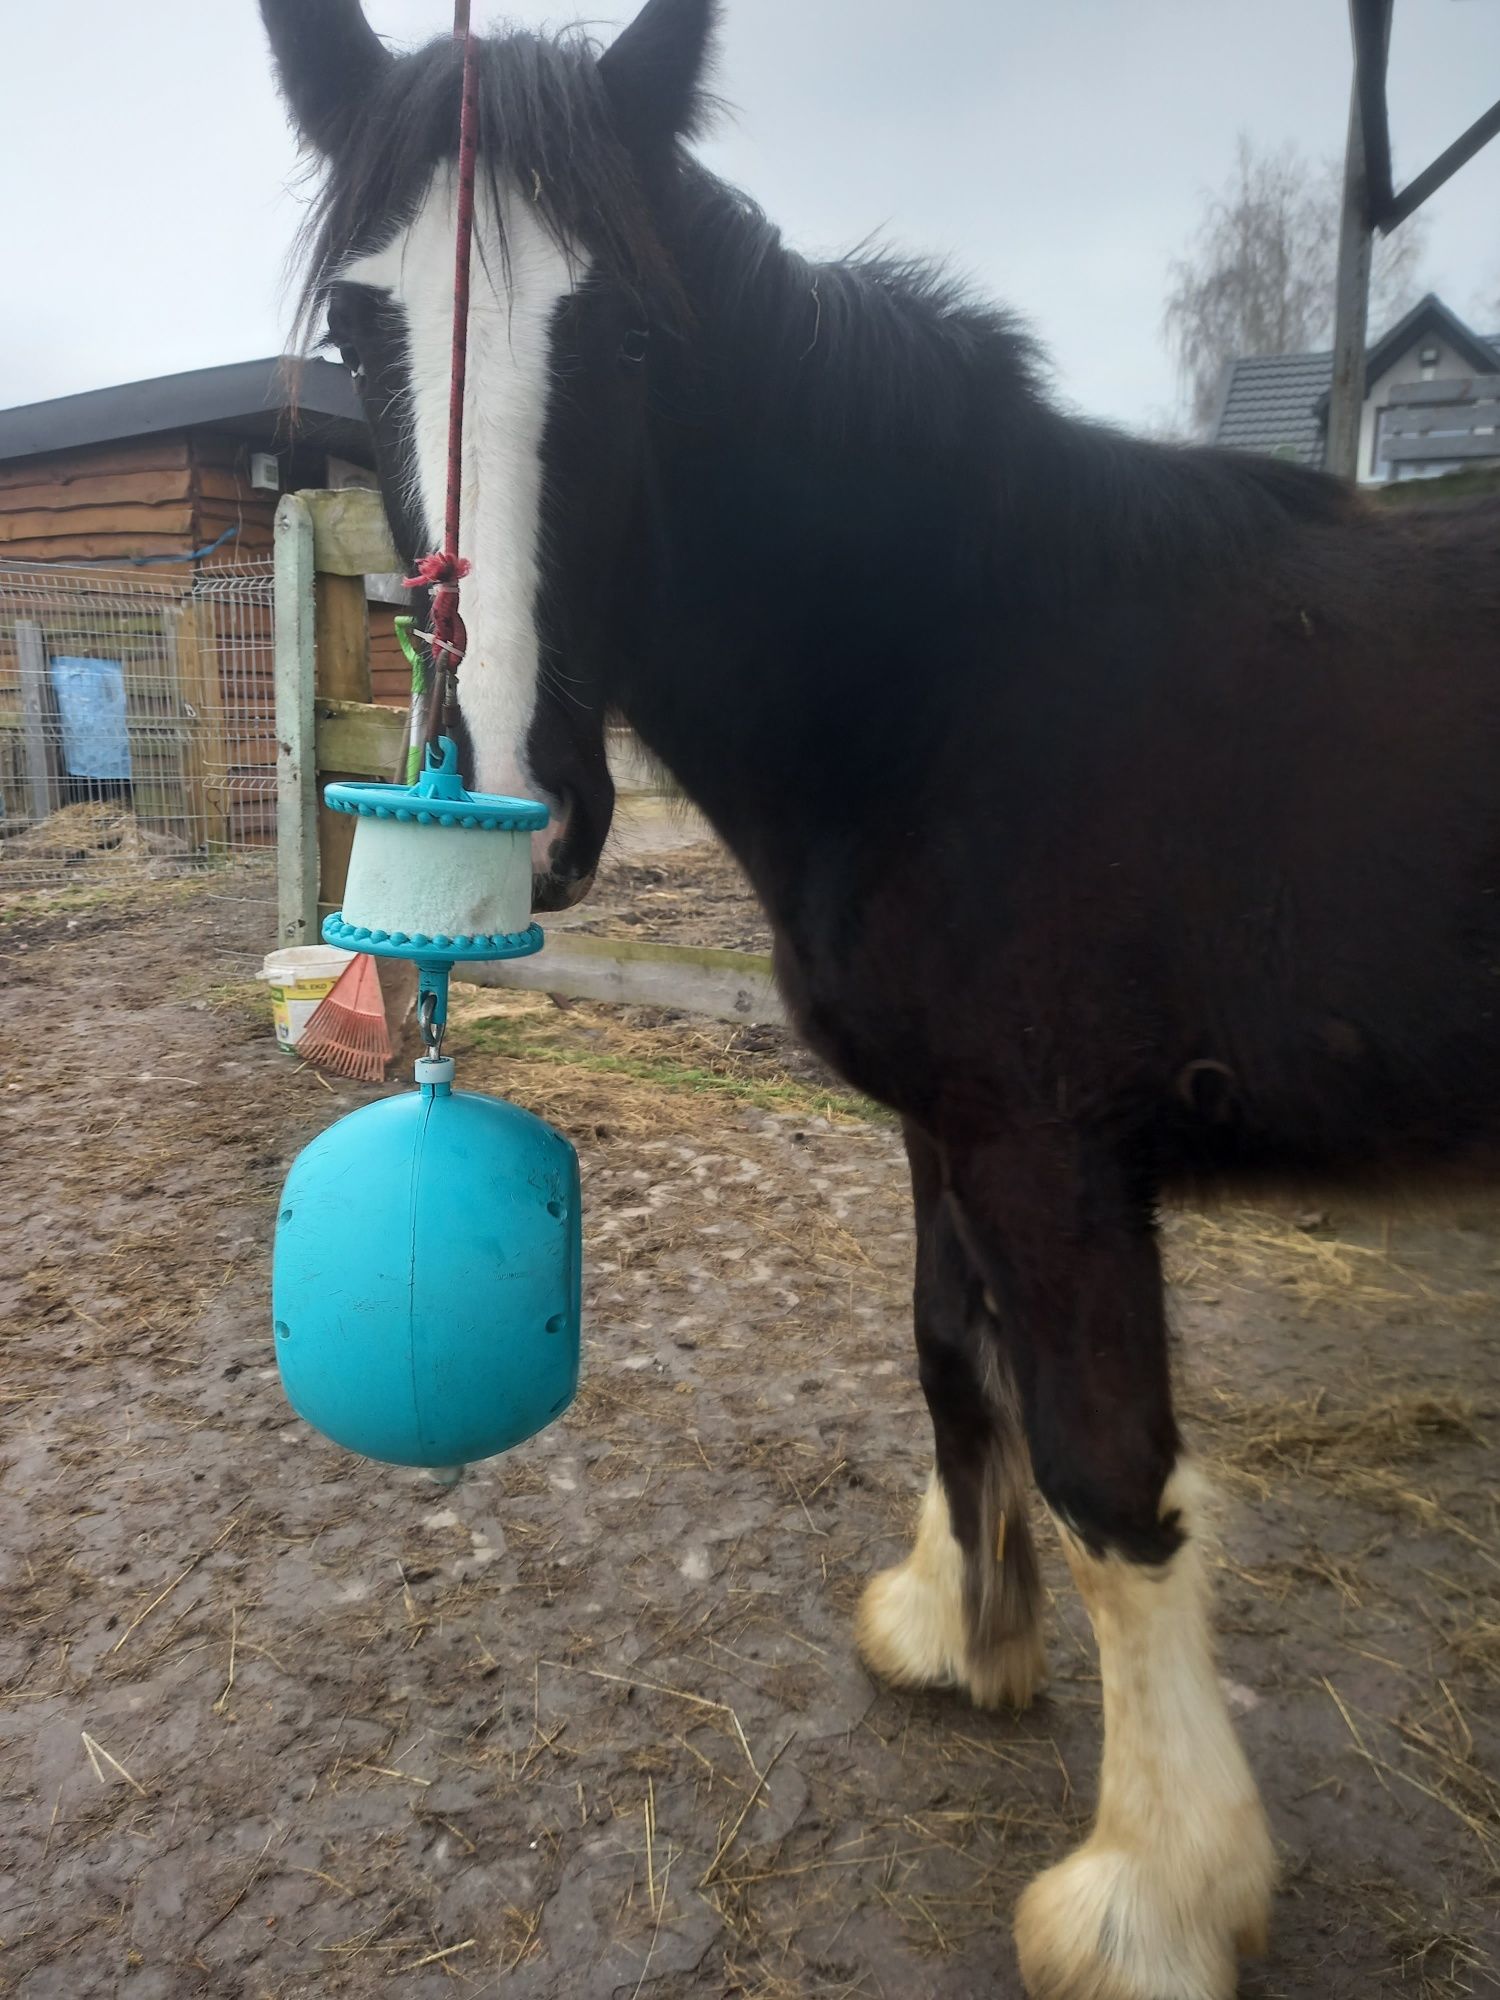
[321,321,365,385]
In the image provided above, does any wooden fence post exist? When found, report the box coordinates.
[274,494,318,948]
[314,570,372,919]
[16,620,57,823]
[274,488,406,944]
[303,490,405,921]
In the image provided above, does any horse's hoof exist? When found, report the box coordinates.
[1013,1823,1274,2000]
[963,1618,1048,1711]
[856,1558,1046,1711]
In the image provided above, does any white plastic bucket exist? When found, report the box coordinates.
[258,945,356,1051]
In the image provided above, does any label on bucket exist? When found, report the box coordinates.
[268,977,339,1049]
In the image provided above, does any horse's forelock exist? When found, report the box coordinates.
[290,30,686,353]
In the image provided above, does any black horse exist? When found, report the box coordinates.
[260,4,1500,1994]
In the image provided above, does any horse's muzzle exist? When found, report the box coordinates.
[531,867,596,914]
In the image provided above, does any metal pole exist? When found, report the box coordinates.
[1327,84,1374,481]
[1327,0,1391,482]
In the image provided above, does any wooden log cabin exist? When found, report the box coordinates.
[0,359,410,850]
[0,357,410,700]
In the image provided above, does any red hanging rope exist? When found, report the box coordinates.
[403,0,482,749]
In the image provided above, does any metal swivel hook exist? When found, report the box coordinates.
[417,965,450,1066]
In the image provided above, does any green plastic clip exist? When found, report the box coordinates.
[396,614,430,786]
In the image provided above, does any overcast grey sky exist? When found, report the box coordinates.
[6,1,1498,431]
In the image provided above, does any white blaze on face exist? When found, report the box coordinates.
[341,170,583,853]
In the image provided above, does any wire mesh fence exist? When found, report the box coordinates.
[0,558,279,956]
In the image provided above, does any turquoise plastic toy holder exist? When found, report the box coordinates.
[270,738,582,1477]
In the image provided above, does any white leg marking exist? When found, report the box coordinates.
[341,174,585,840]
[1015,1464,1275,2000]
[857,1471,1045,1710]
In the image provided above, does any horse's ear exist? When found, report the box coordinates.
[599,0,719,150]
[259,0,392,154]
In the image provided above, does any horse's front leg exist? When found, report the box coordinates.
[857,1124,1046,1709]
[948,1128,1275,2000]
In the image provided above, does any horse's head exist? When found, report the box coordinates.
[261,0,717,910]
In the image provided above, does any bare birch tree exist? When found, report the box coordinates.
[1164,136,1427,433]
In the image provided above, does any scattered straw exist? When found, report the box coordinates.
[1191,1383,1493,1563]
[702,1732,796,1886]
[212,1607,239,1717]
[194,1825,280,1946]
[1322,1678,1499,1867]
[400,1940,475,1971]
[107,1512,243,1656]
[80,1732,147,1798]
[347,1763,432,1789]
[545,1660,759,1776]
[630,1784,674,2000]
[1168,1206,1444,1309]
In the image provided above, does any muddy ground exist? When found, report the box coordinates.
[0,839,1497,2000]
[571,834,771,956]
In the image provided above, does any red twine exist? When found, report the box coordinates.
[403,553,472,591]
[409,1,482,750]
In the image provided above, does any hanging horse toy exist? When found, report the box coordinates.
[272,0,580,1485]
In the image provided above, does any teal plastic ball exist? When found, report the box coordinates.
[272,1080,580,1468]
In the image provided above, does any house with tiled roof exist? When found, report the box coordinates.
[1212,294,1500,484]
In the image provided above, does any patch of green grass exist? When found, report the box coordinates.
[1373,464,1500,509]
[461,1012,891,1124]
[205,978,271,1019]
[0,876,201,928]
[0,881,115,925]
[168,970,271,1028]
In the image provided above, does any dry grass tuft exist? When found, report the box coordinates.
[4,801,187,869]
[1320,1673,1500,1873]
[1189,1381,1493,1551]
[1196,1384,1484,1478]
[449,987,881,1137]
[1448,1618,1500,1684]
[1168,1205,1488,1317]
[1376,1886,1495,1998]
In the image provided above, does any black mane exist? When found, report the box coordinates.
[658,164,1360,596]
[668,161,1045,434]
[657,164,1361,605]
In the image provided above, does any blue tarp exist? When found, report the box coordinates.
[49,656,132,781]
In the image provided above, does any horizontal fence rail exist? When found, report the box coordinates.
[1382,378,1500,471]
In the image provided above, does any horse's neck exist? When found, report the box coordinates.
[612,183,998,878]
